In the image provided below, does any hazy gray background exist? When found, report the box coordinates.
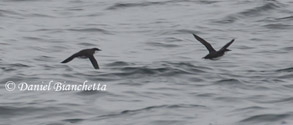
[0,0,293,125]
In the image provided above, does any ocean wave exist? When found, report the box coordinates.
[113,66,176,77]
[239,2,280,17]
[97,104,206,119]
[107,1,167,10]
[77,42,98,47]
[76,89,112,96]
[33,56,54,62]
[33,28,65,34]
[108,62,206,77]
[29,13,55,18]
[276,67,293,72]
[214,78,244,86]
[283,46,293,51]
[146,37,181,48]
[277,16,293,21]
[1,63,31,72]
[263,23,293,30]
[215,0,282,24]
[153,29,198,36]
[0,9,22,18]
[22,36,44,41]
[239,113,292,124]
[62,118,84,123]
[120,104,205,114]
[67,28,112,34]
[0,105,60,117]
[106,61,134,67]
[232,106,268,112]
[260,97,293,104]
[107,0,217,10]
[32,27,111,34]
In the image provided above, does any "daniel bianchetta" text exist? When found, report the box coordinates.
[17,80,107,91]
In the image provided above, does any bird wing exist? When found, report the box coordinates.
[192,34,216,53]
[219,39,235,52]
[61,53,79,63]
[89,55,99,69]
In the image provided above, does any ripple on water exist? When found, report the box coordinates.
[239,113,292,124]
[106,61,134,67]
[146,41,180,48]
[0,9,22,18]
[106,0,218,11]
[263,23,293,30]
[214,78,244,87]
[0,105,60,118]
[214,0,282,24]
[62,118,84,124]
[121,104,206,114]
[67,28,112,34]
[78,42,98,47]
[108,62,207,78]
[277,16,293,21]
[276,67,293,72]
[97,104,207,119]
[274,67,293,79]
[106,1,171,10]
[239,2,281,17]
[146,37,183,48]
[75,89,110,96]
[1,63,31,72]
[232,106,268,113]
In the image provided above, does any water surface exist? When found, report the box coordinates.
[0,0,293,125]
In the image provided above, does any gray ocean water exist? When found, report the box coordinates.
[1,0,293,125]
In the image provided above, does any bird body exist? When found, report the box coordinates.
[192,34,234,59]
[61,48,101,69]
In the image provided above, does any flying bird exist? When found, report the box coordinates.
[61,48,101,69]
[192,34,234,59]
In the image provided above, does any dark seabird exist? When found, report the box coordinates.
[192,34,235,59]
[61,48,101,69]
